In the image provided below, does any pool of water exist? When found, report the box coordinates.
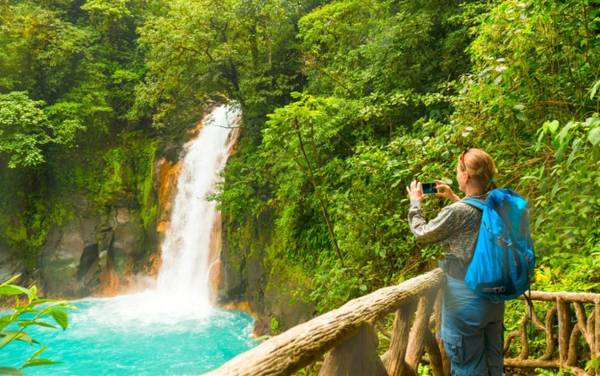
[0,296,256,375]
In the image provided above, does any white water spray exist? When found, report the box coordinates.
[155,104,239,311]
[84,105,240,325]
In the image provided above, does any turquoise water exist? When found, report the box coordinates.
[0,298,257,375]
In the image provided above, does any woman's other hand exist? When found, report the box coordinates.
[406,180,424,202]
[435,180,460,202]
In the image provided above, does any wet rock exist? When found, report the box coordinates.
[111,209,143,258]
[40,205,146,297]
[41,217,98,296]
[78,243,99,280]
[0,243,23,283]
[219,210,315,333]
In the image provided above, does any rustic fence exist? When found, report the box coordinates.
[504,291,600,375]
[206,268,600,376]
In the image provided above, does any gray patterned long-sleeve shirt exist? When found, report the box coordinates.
[408,195,487,275]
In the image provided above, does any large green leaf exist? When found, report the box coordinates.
[0,331,36,347]
[590,79,600,100]
[49,310,68,330]
[0,285,30,297]
[588,127,600,146]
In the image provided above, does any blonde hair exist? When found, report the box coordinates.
[459,148,497,191]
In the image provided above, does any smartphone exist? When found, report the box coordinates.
[422,182,438,194]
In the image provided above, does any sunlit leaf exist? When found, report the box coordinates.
[18,320,57,329]
[590,80,600,100]
[49,310,68,330]
[0,275,21,287]
[0,331,36,347]
[22,359,60,369]
[588,127,600,146]
[0,285,30,296]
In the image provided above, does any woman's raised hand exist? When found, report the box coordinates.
[435,180,460,202]
[406,180,424,202]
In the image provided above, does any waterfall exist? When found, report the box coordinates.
[89,104,241,324]
[155,104,239,311]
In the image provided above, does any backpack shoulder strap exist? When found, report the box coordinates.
[462,197,486,211]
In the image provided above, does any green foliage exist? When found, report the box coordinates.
[213,0,600,327]
[527,115,600,292]
[215,0,485,312]
[0,1,597,372]
[452,0,600,294]
[0,275,74,374]
[269,317,279,334]
[135,0,305,135]
[0,92,86,168]
[0,0,159,268]
[0,92,50,168]
[0,2,91,97]
[135,140,159,231]
[587,357,600,373]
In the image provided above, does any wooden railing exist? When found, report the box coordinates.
[206,269,600,376]
[504,291,600,375]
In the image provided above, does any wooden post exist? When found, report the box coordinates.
[430,288,449,376]
[430,288,443,334]
[405,292,435,374]
[424,326,446,376]
[567,324,580,366]
[557,298,571,367]
[206,269,444,376]
[540,306,557,361]
[384,299,417,376]
[573,302,595,351]
[318,323,387,376]
[595,302,600,358]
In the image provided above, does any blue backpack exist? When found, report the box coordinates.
[463,189,535,301]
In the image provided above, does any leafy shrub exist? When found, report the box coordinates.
[0,275,74,375]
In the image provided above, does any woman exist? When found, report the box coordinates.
[406,148,504,376]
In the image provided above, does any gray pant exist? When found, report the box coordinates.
[441,276,505,376]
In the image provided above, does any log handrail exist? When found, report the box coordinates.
[205,268,445,376]
[206,269,600,376]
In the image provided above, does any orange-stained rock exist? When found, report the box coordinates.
[99,267,120,297]
[157,158,182,224]
[146,252,162,277]
[220,301,256,316]
[156,221,169,233]
[187,120,205,139]
[208,212,222,303]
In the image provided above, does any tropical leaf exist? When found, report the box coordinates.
[18,320,57,329]
[588,127,600,146]
[49,310,68,330]
[22,359,60,369]
[0,275,21,287]
[0,331,36,348]
[0,285,30,297]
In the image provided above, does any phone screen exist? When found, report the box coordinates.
[422,182,437,194]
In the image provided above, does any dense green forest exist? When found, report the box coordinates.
[1,0,598,330]
[0,0,164,275]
